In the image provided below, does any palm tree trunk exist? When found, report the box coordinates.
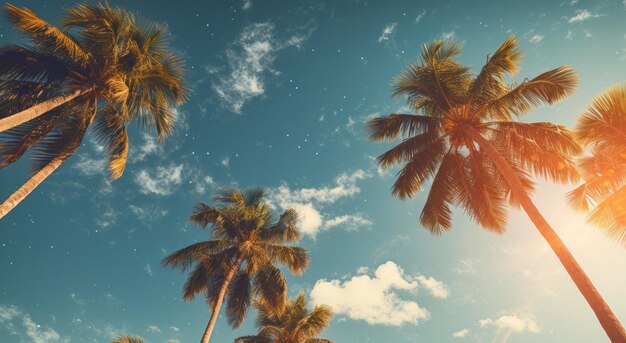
[464,126,626,342]
[200,255,245,343]
[0,157,64,219]
[0,87,93,132]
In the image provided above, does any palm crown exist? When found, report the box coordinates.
[0,2,188,178]
[235,293,333,343]
[368,36,580,234]
[568,84,626,245]
[162,188,310,332]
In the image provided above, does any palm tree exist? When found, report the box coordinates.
[367,36,626,342]
[0,3,188,218]
[112,334,146,343]
[235,293,333,343]
[568,84,626,246]
[162,188,310,343]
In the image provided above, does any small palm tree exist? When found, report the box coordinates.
[112,334,146,343]
[162,188,310,343]
[568,84,626,246]
[0,3,188,218]
[235,293,333,343]
[367,36,626,341]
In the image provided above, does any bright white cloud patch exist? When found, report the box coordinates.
[479,314,540,333]
[213,22,309,113]
[416,275,449,299]
[568,9,602,23]
[310,261,447,326]
[134,164,184,196]
[131,133,160,163]
[452,329,469,338]
[73,154,106,176]
[269,170,372,237]
[0,305,65,343]
[146,325,161,333]
[378,23,397,42]
[415,10,426,24]
[529,34,544,43]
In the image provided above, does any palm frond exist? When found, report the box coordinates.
[161,240,234,271]
[478,66,579,119]
[189,202,220,228]
[111,334,145,343]
[419,150,457,234]
[391,138,447,198]
[253,264,287,313]
[226,271,252,328]
[259,244,309,275]
[367,113,436,142]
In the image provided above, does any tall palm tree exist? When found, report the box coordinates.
[0,3,188,218]
[568,84,626,246]
[235,293,333,343]
[162,188,310,343]
[367,36,626,342]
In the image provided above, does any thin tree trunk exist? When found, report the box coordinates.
[464,126,626,343]
[0,87,93,132]
[0,157,64,219]
[200,255,245,343]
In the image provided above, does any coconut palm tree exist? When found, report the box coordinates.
[235,293,333,343]
[112,335,146,343]
[568,84,626,246]
[0,3,188,218]
[162,188,310,343]
[367,36,626,342]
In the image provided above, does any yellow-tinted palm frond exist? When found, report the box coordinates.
[419,150,457,234]
[391,138,447,198]
[571,85,626,245]
[468,35,523,108]
[4,4,91,65]
[479,66,579,120]
[111,334,145,343]
[575,84,626,147]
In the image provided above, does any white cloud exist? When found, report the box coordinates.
[144,263,153,277]
[134,164,184,196]
[479,314,540,333]
[529,34,544,43]
[416,275,449,299]
[221,157,230,168]
[213,22,310,113]
[73,154,106,176]
[0,305,65,343]
[415,10,426,24]
[193,175,216,195]
[269,170,372,237]
[146,325,161,333]
[131,133,160,163]
[242,0,252,10]
[324,214,372,231]
[310,261,446,326]
[128,204,168,221]
[441,31,456,40]
[568,9,602,23]
[378,23,397,43]
[453,329,469,338]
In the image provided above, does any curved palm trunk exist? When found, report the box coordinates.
[0,87,93,132]
[0,157,64,219]
[464,126,626,342]
[200,255,245,343]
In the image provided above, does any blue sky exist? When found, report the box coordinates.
[1,0,626,342]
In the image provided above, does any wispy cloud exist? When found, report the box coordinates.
[378,23,397,43]
[415,10,427,24]
[529,34,544,44]
[310,261,446,326]
[134,164,184,196]
[269,170,372,237]
[568,9,602,23]
[479,314,540,334]
[213,22,310,113]
[0,305,66,343]
[452,329,469,338]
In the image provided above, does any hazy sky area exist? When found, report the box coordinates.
[1,0,625,342]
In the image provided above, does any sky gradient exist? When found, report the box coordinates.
[1,0,626,342]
